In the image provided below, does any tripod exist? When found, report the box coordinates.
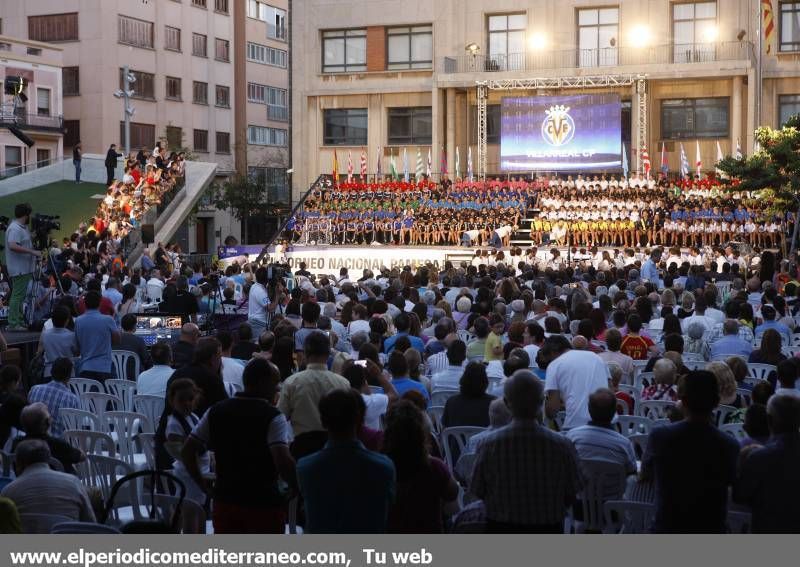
[24,249,65,328]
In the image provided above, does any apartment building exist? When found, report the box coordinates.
[291,0,800,196]
[0,35,64,177]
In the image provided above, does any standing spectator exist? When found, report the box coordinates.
[4,204,40,331]
[641,370,740,533]
[171,323,200,369]
[72,140,82,184]
[248,267,282,341]
[484,313,505,362]
[76,279,115,316]
[161,276,198,319]
[231,324,258,360]
[37,306,77,379]
[442,362,495,428]
[293,301,322,367]
[74,291,120,382]
[118,314,153,372]
[104,143,122,186]
[279,331,350,459]
[297,389,396,533]
[182,358,295,533]
[27,358,80,439]
[136,342,173,397]
[168,337,227,417]
[217,330,244,389]
[472,370,582,533]
[102,277,123,310]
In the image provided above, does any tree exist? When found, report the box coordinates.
[716,116,800,263]
[211,174,283,244]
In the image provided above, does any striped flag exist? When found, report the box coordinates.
[715,140,724,177]
[426,148,432,178]
[346,150,354,183]
[389,147,397,179]
[736,138,743,160]
[376,145,383,178]
[763,0,775,54]
[622,143,629,178]
[403,147,410,182]
[467,146,474,182]
[332,150,339,182]
[360,149,367,178]
[641,144,651,178]
[660,142,668,176]
[455,147,461,179]
[695,140,702,176]
[440,146,448,178]
[679,143,689,178]
[415,146,423,182]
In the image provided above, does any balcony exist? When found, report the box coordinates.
[441,41,752,75]
[267,104,289,122]
[266,23,287,41]
[0,109,65,133]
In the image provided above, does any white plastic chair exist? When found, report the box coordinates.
[63,430,116,458]
[603,500,655,534]
[111,350,141,382]
[426,405,445,438]
[133,395,164,433]
[69,378,104,403]
[224,382,242,397]
[682,352,705,362]
[136,432,157,470]
[615,415,653,437]
[60,408,102,432]
[617,384,641,409]
[746,363,776,384]
[554,410,566,430]
[105,379,137,412]
[431,389,459,407]
[50,522,121,534]
[712,404,738,427]
[572,459,628,533]
[634,372,654,389]
[628,433,649,459]
[84,454,133,503]
[792,333,800,347]
[684,360,707,371]
[720,422,747,440]
[638,400,676,420]
[631,360,650,381]
[103,411,151,468]
[456,329,475,343]
[440,426,485,474]
[146,283,164,303]
[80,392,120,423]
[736,388,753,408]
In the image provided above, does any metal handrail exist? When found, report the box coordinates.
[0,155,66,179]
[264,174,328,251]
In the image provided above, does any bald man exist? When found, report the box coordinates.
[172,322,200,369]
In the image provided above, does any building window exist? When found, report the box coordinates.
[120,122,156,150]
[192,0,207,7]
[27,47,42,56]
[64,120,80,147]
[322,29,367,73]
[36,88,50,116]
[661,97,729,139]
[248,0,287,39]
[215,0,229,13]
[267,87,288,121]
[36,149,51,168]
[63,67,80,96]
[247,41,287,67]
[470,105,501,144]
[388,107,432,145]
[120,69,155,100]
[118,15,154,49]
[247,82,267,103]
[323,109,367,146]
[194,129,209,152]
[779,94,800,125]
[215,38,230,61]
[192,33,208,57]
[780,2,800,51]
[387,26,433,70]
[577,7,618,67]
[193,81,208,104]
[216,131,230,153]
[487,13,526,70]
[247,126,288,146]
[166,76,182,100]
[28,13,79,42]
[166,126,183,149]
[4,146,22,177]
[165,26,181,51]
[215,85,230,107]
[672,2,717,63]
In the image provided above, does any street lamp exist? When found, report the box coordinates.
[113,66,136,155]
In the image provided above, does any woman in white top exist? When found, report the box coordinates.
[117,283,140,317]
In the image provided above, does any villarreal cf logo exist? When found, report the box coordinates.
[541,105,575,147]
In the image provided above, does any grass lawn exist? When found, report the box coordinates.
[0,180,105,248]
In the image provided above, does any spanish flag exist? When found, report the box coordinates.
[763,0,775,54]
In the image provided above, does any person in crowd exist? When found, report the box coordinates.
[484,313,505,362]
[641,358,678,402]
[74,291,120,382]
[566,388,637,474]
[464,398,512,454]
[343,360,398,430]
[430,340,468,391]
[161,276,198,319]
[294,301,323,367]
[597,328,634,383]
[167,337,227,417]
[136,341,173,397]
[231,323,258,360]
[4,203,40,332]
[279,331,351,459]
[755,305,793,347]
[1,440,95,523]
[748,328,787,369]
[472,370,582,533]
[384,312,425,354]
[118,313,153,373]
[104,143,122,186]
[248,267,282,340]
[619,313,656,360]
[172,323,200,369]
[442,362,495,428]
[641,370,740,533]
[297,389,395,533]
[182,358,295,533]
[12,403,84,474]
[710,320,753,360]
[772,359,800,398]
[37,306,77,379]
[26,358,80,438]
[386,350,430,405]
[216,330,244,389]
[0,366,26,449]
[382,400,459,533]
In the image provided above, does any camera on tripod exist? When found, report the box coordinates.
[31,213,60,249]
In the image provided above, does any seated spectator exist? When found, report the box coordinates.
[383,313,425,354]
[37,306,76,379]
[161,276,199,317]
[431,340,467,391]
[12,403,84,475]
[755,305,792,347]
[231,324,258,360]
[0,366,26,449]
[136,342,173,397]
[641,370,740,533]
[1,440,95,523]
[566,388,637,474]
[386,351,429,406]
[641,358,679,402]
[118,313,153,372]
[620,313,656,360]
[464,399,512,457]
[773,359,800,398]
[710,320,752,360]
[27,358,80,438]
[472,370,582,533]
[466,317,490,359]
[748,329,787,372]
[171,323,200,369]
[608,363,634,414]
[442,362,495,428]
[598,328,634,383]
[297,389,396,533]
[382,401,458,533]
[740,404,770,446]
[683,321,711,361]
[167,337,227,417]
[706,361,741,408]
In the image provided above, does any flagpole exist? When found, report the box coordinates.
[756,0,763,148]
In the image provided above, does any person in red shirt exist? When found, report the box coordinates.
[76,279,116,317]
[620,314,655,361]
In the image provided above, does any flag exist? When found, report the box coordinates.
[426,148,432,178]
[763,0,775,55]
[360,149,367,178]
[622,143,629,178]
[715,140,724,176]
[467,146,474,182]
[403,147,410,183]
[679,143,689,178]
[332,150,339,182]
[440,146,448,178]
[736,138,743,160]
[660,142,668,175]
[695,140,702,176]
[376,145,383,178]
[641,144,651,179]
[455,147,461,179]
[389,147,397,180]
[414,147,423,182]
[346,150,354,183]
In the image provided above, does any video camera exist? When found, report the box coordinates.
[31,213,61,250]
[0,216,9,231]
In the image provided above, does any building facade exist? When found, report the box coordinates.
[292,0,800,196]
[0,35,63,177]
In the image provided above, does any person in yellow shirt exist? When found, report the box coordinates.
[484,313,505,362]
[598,219,608,246]
[531,218,542,244]
[578,219,589,247]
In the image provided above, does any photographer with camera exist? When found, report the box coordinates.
[248,266,283,339]
[4,204,41,331]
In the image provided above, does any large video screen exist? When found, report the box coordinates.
[500,94,622,172]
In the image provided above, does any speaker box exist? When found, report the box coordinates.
[141,224,155,244]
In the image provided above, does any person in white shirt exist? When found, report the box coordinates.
[344,359,398,430]
[217,330,245,389]
[680,296,714,336]
[248,266,282,339]
[431,341,468,391]
[136,342,173,397]
[543,336,611,430]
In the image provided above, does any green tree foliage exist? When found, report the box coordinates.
[211,174,282,244]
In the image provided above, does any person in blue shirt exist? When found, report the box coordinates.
[755,305,793,348]
[383,312,426,354]
[641,248,663,289]
[297,389,395,533]
[386,350,430,406]
[74,291,120,382]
